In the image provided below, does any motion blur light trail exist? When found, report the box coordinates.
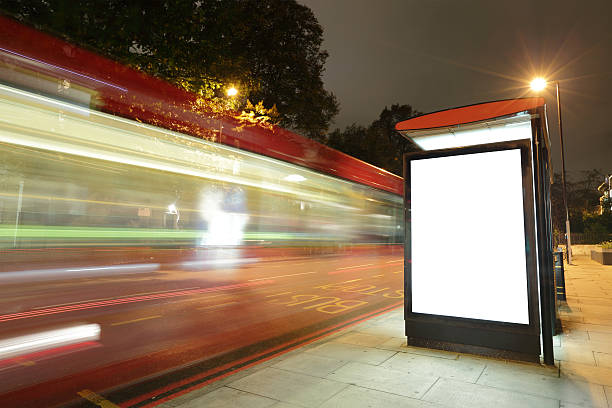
[0,280,273,322]
[0,254,403,407]
[0,21,404,408]
[0,324,100,360]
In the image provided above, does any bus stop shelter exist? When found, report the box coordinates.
[396,98,556,365]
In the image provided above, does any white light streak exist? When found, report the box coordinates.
[0,324,101,360]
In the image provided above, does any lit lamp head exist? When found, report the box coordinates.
[530,78,547,92]
[226,86,238,97]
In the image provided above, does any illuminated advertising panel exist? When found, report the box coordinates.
[410,148,529,324]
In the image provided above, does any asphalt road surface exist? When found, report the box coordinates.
[0,246,404,407]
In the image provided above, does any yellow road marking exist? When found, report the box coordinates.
[77,389,120,408]
[393,270,402,274]
[197,301,238,310]
[371,274,384,278]
[248,271,316,281]
[335,264,373,270]
[110,315,161,326]
[386,260,403,263]
[341,279,362,283]
[266,291,293,298]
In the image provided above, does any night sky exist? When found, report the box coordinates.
[299,0,611,177]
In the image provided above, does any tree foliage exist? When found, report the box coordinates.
[326,104,421,175]
[2,0,338,139]
[551,169,612,236]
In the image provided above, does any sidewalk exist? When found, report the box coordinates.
[159,256,612,408]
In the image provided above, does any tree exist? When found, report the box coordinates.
[326,104,421,175]
[1,0,338,139]
[551,169,611,240]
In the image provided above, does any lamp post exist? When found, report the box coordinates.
[530,77,572,264]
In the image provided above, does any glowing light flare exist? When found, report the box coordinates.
[284,174,306,182]
[530,77,547,92]
[226,86,238,97]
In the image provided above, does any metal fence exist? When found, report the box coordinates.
[553,231,612,246]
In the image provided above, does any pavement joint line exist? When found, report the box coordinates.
[420,376,441,401]
[111,315,162,326]
[248,271,316,281]
[474,363,487,384]
[77,389,120,408]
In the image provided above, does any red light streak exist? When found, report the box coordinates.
[0,280,274,323]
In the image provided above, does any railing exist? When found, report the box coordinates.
[553,231,612,246]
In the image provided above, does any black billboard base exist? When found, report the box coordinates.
[406,335,540,364]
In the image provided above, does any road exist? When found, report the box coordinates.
[0,246,404,407]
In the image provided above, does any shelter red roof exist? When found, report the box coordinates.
[395,98,545,132]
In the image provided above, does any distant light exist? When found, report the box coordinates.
[530,77,547,92]
[167,203,177,214]
[226,86,238,97]
[284,174,306,182]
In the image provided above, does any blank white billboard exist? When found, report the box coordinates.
[410,149,530,324]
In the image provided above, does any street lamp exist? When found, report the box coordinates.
[530,77,572,264]
[226,86,238,97]
[220,86,239,142]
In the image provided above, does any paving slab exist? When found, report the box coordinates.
[375,337,459,360]
[272,353,347,377]
[326,361,437,398]
[588,331,612,343]
[560,360,612,387]
[173,386,278,408]
[318,385,438,408]
[382,352,485,383]
[332,331,391,347]
[594,352,612,368]
[354,322,405,338]
[478,364,608,408]
[269,403,303,408]
[422,378,559,408]
[457,355,560,377]
[227,367,348,408]
[304,341,395,365]
[554,344,597,365]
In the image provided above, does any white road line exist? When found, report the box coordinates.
[248,271,317,282]
[335,264,373,270]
